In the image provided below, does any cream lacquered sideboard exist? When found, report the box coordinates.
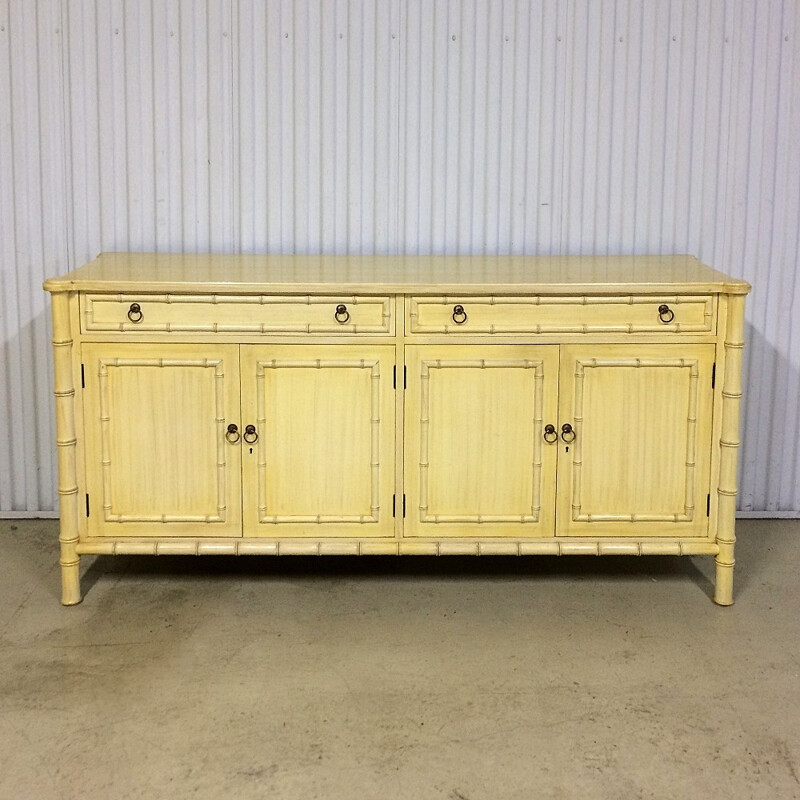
[44,253,750,606]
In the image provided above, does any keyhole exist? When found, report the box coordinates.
[249,447,253,454]
[565,446,569,453]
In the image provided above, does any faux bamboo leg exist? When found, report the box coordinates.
[52,293,82,605]
[715,294,745,606]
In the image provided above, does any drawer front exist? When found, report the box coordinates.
[82,294,394,334]
[408,295,715,335]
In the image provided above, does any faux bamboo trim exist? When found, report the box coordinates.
[409,294,715,335]
[89,293,383,305]
[51,294,82,605]
[571,357,700,522]
[414,324,713,335]
[97,357,228,523]
[89,323,393,334]
[418,358,544,524]
[415,294,710,306]
[714,294,745,606]
[84,293,394,334]
[414,515,540,523]
[255,358,382,524]
[257,516,380,524]
[75,539,720,557]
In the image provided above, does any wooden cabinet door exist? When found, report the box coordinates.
[82,343,242,537]
[404,345,559,538]
[557,344,715,537]
[241,345,396,537]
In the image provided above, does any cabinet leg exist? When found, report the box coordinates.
[713,547,734,606]
[52,292,82,606]
[714,294,745,608]
[60,551,82,606]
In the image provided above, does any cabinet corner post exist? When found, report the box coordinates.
[51,292,82,606]
[714,294,745,607]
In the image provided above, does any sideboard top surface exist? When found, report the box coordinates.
[44,252,751,295]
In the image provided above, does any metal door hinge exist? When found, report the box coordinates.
[404,366,407,389]
[81,364,85,388]
[393,365,397,389]
[392,494,396,517]
[85,493,90,517]
[403,494,406,518]
[711,363,716,389]
[706,494,710,517]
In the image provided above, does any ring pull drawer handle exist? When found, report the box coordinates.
[560,423,576,443]
[243,424,258,444]
[127,302,143,323]
[225,423,240,444]
[658,303,675,324]
[452,304,467,324]
[543,424,558,444]
[334,303,351,324]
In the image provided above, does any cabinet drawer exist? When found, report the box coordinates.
[407,295,715,335]
[82,294,394,334]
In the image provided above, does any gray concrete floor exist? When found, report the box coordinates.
[1,520,799,800]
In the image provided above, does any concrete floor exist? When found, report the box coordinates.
[1,520,799,800]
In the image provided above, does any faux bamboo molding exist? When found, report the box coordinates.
[715,295,746,606]
[74,539,720,557]
[51,293,82,605]
[83,293,394,335]
[571,358,700,523]
[408,294,715,335]
[254,358,383,524]
[97,357,229,523]
[418,358,545,524]
[45,254,749,605]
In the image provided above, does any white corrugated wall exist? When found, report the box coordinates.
[0,0,798,515]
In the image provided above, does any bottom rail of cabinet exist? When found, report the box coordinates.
[75,538,720,557]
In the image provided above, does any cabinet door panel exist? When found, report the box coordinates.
[241,345,395,537]
[82,343,242,537]
[557,344,715,537]
[404,345,558,537]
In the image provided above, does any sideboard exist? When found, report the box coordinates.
[44,253,750,605]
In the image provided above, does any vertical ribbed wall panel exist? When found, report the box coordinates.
[726,0,800,513]
[0,1,799,514]
[401,0,568,254]
[64,0,236,263]
[235,0,400,253]
[561,0,737,258]
[0,1,64,513]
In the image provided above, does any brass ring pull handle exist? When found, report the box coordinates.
[561,423,576,443]
[543,424,558,444]
[127,302,143,323]
[452,304,467,324]
[658,303,675,324]
[243,424,258,444]
[225,423,240,444]
[334,303,351,324]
